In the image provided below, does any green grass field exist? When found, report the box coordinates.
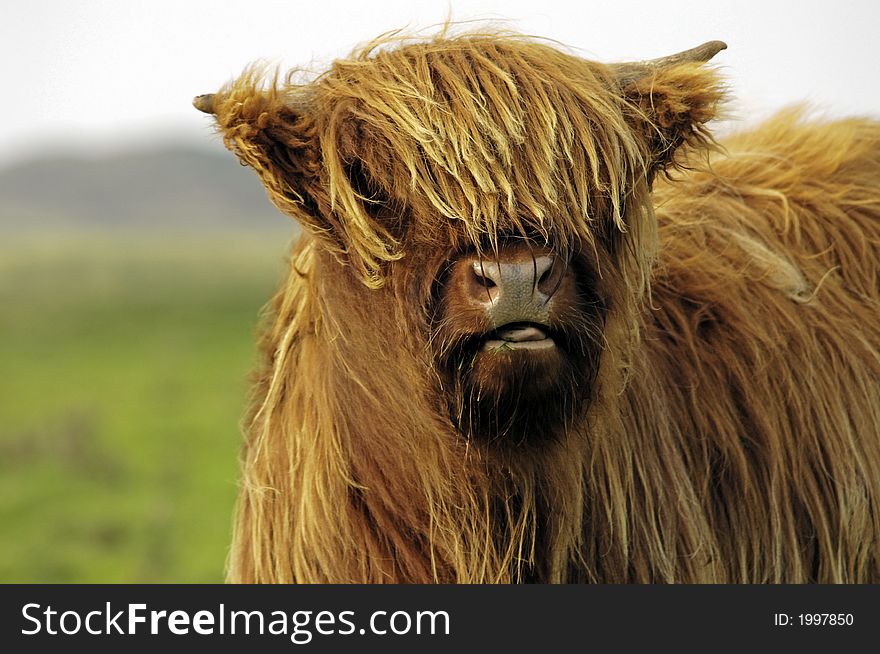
[0,233,292,582]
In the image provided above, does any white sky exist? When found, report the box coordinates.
[2,0,878,165]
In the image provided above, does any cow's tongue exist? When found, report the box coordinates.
[482,324,554,351]
[496,324,548,342]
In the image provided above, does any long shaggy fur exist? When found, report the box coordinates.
[204,30,880,583]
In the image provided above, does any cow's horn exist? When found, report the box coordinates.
[192,93,216,115]
[613,40,727,86]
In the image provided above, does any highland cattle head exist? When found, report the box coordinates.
[194,33,725,447]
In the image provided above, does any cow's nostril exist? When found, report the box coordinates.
[538,266,553,286]
[536,258,563,297]
[473,269,497,288]
[471,260,502,291]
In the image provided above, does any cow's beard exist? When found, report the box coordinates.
[436,309,606,447]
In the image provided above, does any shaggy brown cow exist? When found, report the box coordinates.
[194,30,880,583]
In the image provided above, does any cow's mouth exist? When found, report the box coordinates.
[481,322,556,352]
[445,319,587,445]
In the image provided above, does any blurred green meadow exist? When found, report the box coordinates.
[0,182,294,581]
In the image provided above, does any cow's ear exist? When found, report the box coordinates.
[612,41,727,184]
[194,73,400,288]
[193,72,338,245]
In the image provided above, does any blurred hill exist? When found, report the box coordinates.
[0,146,295,234]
